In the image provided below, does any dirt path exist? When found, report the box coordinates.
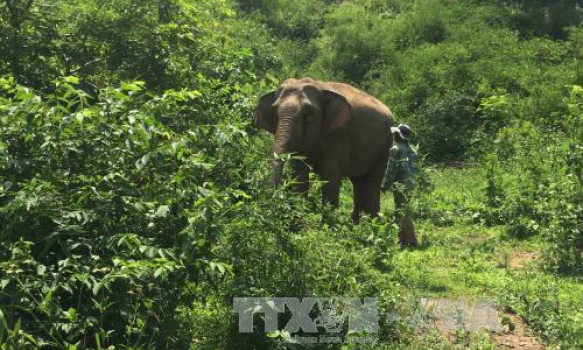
[493,313,545,350]
[420,298,545,349]
[508,251,539,271]
[404,225,549,349]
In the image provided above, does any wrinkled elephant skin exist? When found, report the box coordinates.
[253,77,393,220]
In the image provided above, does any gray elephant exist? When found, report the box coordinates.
[253,77,393,220]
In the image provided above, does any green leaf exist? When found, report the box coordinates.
[92,282,102,296]
[209,261,231,275]
[266,330,280,338]
[155,205,170,218]
[40,288,54,310]
[63,76,80,84]
[136,154,150,170]
[0,308,7,343]
[154,267,165,278]
[37,265,46,276]
[13,318,20,337]
[94,332,101,350]
[121,82,144,92]
[0,279,10,290]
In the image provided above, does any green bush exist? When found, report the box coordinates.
[480,85,582,273]
[0,70,268,349]
[0,0,279,93]
[250,0,578,161]
[0,74,406,349]
[499,272,583,349]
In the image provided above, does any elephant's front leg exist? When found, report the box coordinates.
[317,162,342,208]
[290,159,310,193]
[321,177,341,208]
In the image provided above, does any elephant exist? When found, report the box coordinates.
[253,77,393,220]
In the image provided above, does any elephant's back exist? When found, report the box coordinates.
[325,82,393,178]
[324,82,393,119]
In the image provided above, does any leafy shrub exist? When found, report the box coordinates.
[0,71,267,349]
[0,73,406,349]
[542,176,582,274]
[0,0,278,93]
[499,272,583,349]
[253,0,578,161]
[309,2,390,82]
[480,85,582,273]
[502,0,582,39]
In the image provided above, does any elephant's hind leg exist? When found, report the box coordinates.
[350,177,367,221]
[363,180,381,216]
[362,160,387,216]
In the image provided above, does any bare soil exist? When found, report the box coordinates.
[493,313,546,350]
[421,299,546,349]
[462,234,488,245]
[508,251,539,270]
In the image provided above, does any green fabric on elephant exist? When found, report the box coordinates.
[383,140,418,190]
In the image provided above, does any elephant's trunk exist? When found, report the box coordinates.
[269,157,285,188]
[270,101,303,187]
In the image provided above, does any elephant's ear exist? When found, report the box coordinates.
[323,89,352,134]
[253,91,277,134]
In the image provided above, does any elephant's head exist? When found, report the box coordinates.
[253,77,352,186]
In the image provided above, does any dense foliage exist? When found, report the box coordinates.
[0,0,581,349]
[243,0,581,161]
[482,85,582,273]
[242,0,583,273]
[0,0,278,92]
